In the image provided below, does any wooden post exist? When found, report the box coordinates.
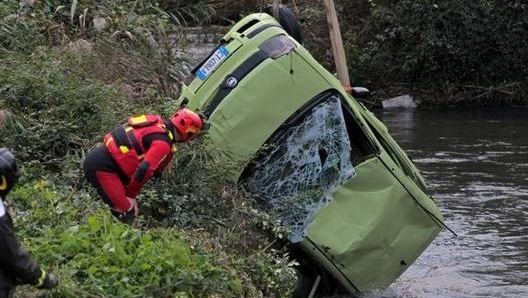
[272,0,280,20]
[323,0,351,88]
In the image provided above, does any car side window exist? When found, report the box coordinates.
[241,91,375,242]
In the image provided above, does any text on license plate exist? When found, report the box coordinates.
[196,46,229,81]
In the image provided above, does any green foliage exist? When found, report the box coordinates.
[339,0,528,105]
[0,0,205,103]
[0,0,207,168]
[159,0,218,26]
[0,50,127,169]
[0,0,170,52]
[295,6,333,70]
[0,0,222,55]
[8,177,295,298]
[50,215,223,297]
[140,142,240,228]
[0,0,54,53]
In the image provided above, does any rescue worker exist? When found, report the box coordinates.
[83,108,205,224]
[0,148,58,298]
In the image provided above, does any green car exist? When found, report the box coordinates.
[179,11,444,297]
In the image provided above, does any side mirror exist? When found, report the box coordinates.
[351,87,370,99]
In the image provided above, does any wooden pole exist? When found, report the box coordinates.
[272,0,280,20]
[323,0,351,89]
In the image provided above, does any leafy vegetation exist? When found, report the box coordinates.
[8,179,295,297]
[337,0,528,106]
[1,1,296,297]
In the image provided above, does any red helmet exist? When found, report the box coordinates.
[170,108,204,142]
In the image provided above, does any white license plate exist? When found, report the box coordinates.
[196,46,229,81]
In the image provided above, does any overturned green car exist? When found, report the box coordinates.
[178,11,444,297]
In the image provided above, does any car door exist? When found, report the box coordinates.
[242,90,444,292]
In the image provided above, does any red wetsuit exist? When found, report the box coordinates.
[83,115,176,222]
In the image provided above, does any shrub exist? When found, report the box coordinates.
[9,177,296,298]
[339,0,528,105]
[0,50,129,170]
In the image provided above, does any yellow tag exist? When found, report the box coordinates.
[119,146,129,153]
[129,115,147,125]
[0,176,7,190]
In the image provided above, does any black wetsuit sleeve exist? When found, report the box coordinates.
[0,204,42,286]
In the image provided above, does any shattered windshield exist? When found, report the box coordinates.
[244,96,356,242]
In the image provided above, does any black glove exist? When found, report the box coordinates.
[35,270,58,289]
[113,208,136,225]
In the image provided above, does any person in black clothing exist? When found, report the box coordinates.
[0,148,58,298]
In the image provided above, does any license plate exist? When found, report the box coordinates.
[196,46,229,81]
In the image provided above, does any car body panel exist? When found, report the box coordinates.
[185,33,340,168]
[180,12,444,294]
[305,156,442,291]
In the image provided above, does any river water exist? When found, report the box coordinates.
[359,106,528,298]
